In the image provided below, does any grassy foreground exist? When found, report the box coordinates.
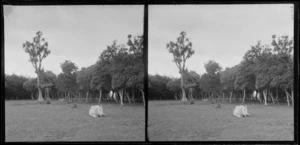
[148,100,294,141]
[5,100,145,142]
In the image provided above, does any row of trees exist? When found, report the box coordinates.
[74,34,145,106]
[150,31,294,106]
[224,35,294,106]
[5,74,30,100]
[5,70,57,100]
[5,31,145,106]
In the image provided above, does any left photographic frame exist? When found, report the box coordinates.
[3,5,145,142]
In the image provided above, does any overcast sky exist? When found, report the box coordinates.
[4,5,143,78]
[149,4,294,78]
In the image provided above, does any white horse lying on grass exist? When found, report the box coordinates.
[89,105,105,118]
[233,105,250,118]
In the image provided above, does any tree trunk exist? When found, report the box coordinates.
[256,91,261,102]
[139,88,145,106]
[242,89,246,104]
[229,91,233,103]
[275,87,279,103]
[125,89,131,104]
[191,88,194,99]
[79,92,81,102]
[174,92,177,100]
[68,92,71,102]
[45,88,50,101]
[31,92,34,100]
[210,92,214,103]
[64,91,67,99]
[284,89,290,106]
[263,89,268,105]
[268,88,275,104]
[200,92,203,100]
[98,89,102,103]
[37,72,44,102]
[86,90,89,103]
[179,92,182,100]
[113,91,118,103]
[119,89,124,106]
[180,73,187,102]
[131,88,136,103]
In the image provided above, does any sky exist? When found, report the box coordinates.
[149,4,294,78]
[4,5,143,78]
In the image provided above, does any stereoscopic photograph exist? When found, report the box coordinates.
[148,4,294,141]
[4,5,145,141]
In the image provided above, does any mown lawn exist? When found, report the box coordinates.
[5,100,145,142]
[148,100,294,141]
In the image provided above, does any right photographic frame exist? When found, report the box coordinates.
[147,4,295,141]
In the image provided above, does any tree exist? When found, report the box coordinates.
[126,62,144,105]
[77,65,96,103]
[5,74,30,100]
[23,78,37,100]
[183,70,201,99]
[90,34,144,105]
[60,60,78,74]
[56,60,78,102]
[240,35,293,106]
[234,61,255,104]
[110,46,130,106]
[166,78,181,100]
[220,65,239,103]
[23,31,50,102]
[40,70,57,100]
[200,60,222,102]
[99,41,129,105]
[269,35,294,106]
[166,31,195,101]
[204,60,222,75]
[126,34,145,106]
[90,62,111,103]
[148,74,173,100]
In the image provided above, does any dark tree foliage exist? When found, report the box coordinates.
[234,61,255,91]
[235,35,294,105]
[56,60,78,94]
[204,60,222,75]
[183,70,201,86]
[91,34,144,105]
[200,60,222,93]
[220,65,239,92]
[5,74,31,100]
[200,73,222,93]
[166,78,181,94]
[148,74,173,100]
[60,60,78,75]
[23,78,37,99]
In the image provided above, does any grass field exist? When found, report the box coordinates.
[5,100,145,142]
[148,100,294,141]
